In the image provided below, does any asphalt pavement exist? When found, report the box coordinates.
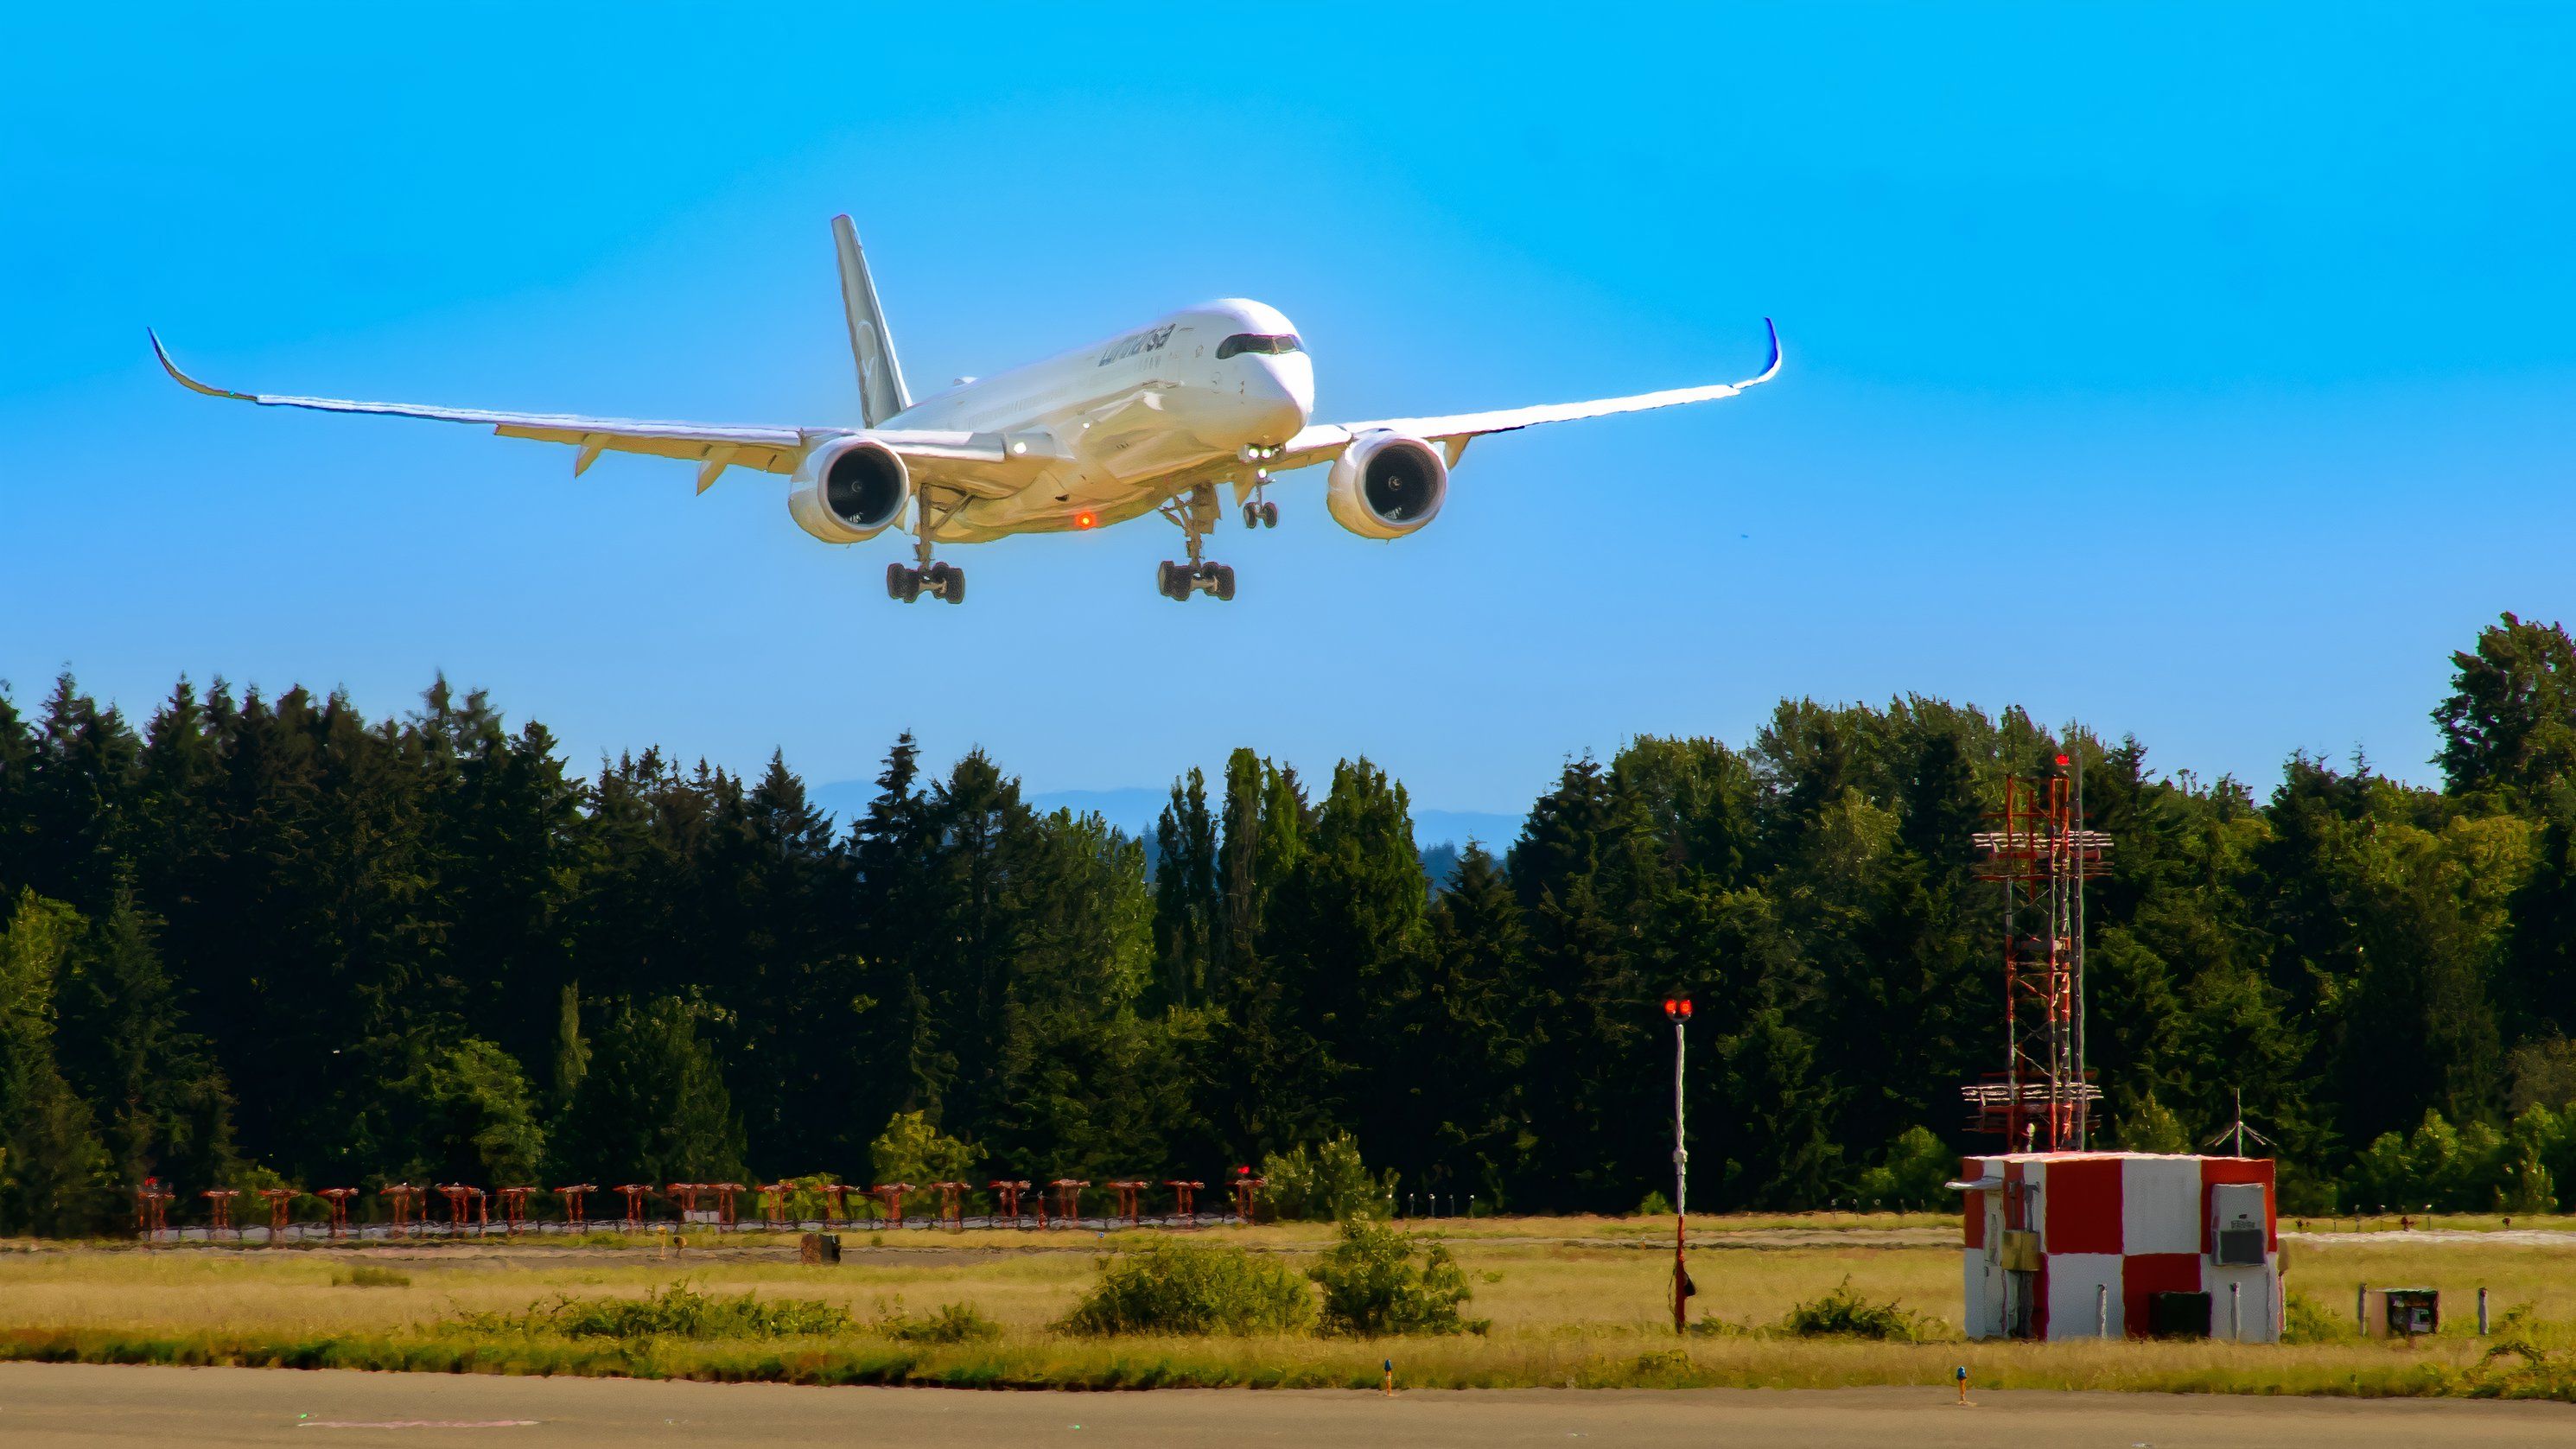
[4,1363,2573,1449]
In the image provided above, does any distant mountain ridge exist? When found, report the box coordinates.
[810,780,1521,850]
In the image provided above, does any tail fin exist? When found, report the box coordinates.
[832,215,912,427]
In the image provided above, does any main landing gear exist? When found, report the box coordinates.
[1159,559,1236,601]
[887,520,964,604]
[1159,481,1236,602]
[887,561,964,603]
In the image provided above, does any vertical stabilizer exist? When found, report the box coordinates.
[832,215,912,427]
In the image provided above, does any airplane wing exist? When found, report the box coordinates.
[149,330,1014,493]
[1260,318,1781,476]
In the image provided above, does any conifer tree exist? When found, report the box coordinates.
[1151,767,1218,1007]
[1214,747,1269,988]
[1413,842,1535,1198]
[56,877,237,1197]
[846,734,945,1143]
[558,996,747,1184]
[0,891,113,1234]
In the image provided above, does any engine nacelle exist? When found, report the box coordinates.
[789,436,911,543]
[1326,430,1448,540]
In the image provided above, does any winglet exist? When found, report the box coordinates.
[148,329,258,403]
[1740,318,1783,389]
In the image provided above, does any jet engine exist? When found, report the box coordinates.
[789,436,911,543]
[1326,430,1447,539]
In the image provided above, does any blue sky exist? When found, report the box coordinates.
[5,5,2572,821]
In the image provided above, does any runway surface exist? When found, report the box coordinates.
[3,1364,2571,1449]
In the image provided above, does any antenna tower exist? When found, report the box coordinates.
[1962,753,2111,1151]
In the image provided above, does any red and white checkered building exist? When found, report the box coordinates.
[1951,1152,2280,1341]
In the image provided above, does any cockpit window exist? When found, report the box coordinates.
[1216,333,1303,359]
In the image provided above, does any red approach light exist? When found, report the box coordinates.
[2055,753,2070,766]
[1664,997,1693,1020]
[1073,510,1098,530]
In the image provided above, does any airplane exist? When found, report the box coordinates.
[153,216,1780,605]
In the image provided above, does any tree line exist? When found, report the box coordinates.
[5,613,2576,1233]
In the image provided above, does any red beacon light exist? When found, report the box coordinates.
[1663,997,1693,1020]
[1073,510,1098,530]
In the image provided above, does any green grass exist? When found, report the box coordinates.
[1,1215,2570,1397]
[1,1322,2562,1397]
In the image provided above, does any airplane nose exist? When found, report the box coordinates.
[1250,355,1312,442]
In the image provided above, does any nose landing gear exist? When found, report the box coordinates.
[1239,499,1279,529]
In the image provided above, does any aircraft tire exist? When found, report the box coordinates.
[940,565,965,605]
[1261,501,1279,527]
[1212,564,1237,601]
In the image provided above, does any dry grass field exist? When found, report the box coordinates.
[2,1215,2572,1396]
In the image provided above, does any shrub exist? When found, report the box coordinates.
[2282,1290,2355,1344]
[378,1037,547,1184]
[876,1300,1002,1344]
[1852,1126,1958,1211]
[1309,1217,1485,1337]
[1778,1277,1927,1340]
[868,1112,979,1214]
[2465,1305,2576,1398]
[331,1265,410,1288]
[2343,1107,2572,1214]
[1634,1190,1673,1217]
[1059,1241,1314,1336]
[1260,1132,1395,1222]
[461,1281,852,1340]
[770,1173,852,1223]
[2110,1093,2192,1156]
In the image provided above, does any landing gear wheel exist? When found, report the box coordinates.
[929,562,965,605]
[1242,502,1259,529]
[887,562,924,603]
[1261,501,1279,528]
[1212,563,1237,601]
[1157,561,1186,601]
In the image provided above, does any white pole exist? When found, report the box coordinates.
[2096,1282,2108,1338]
[1670,1008,1689,1335]
[1674,1015,1688,1219]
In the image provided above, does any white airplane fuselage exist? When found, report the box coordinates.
[887,299,1312,541]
